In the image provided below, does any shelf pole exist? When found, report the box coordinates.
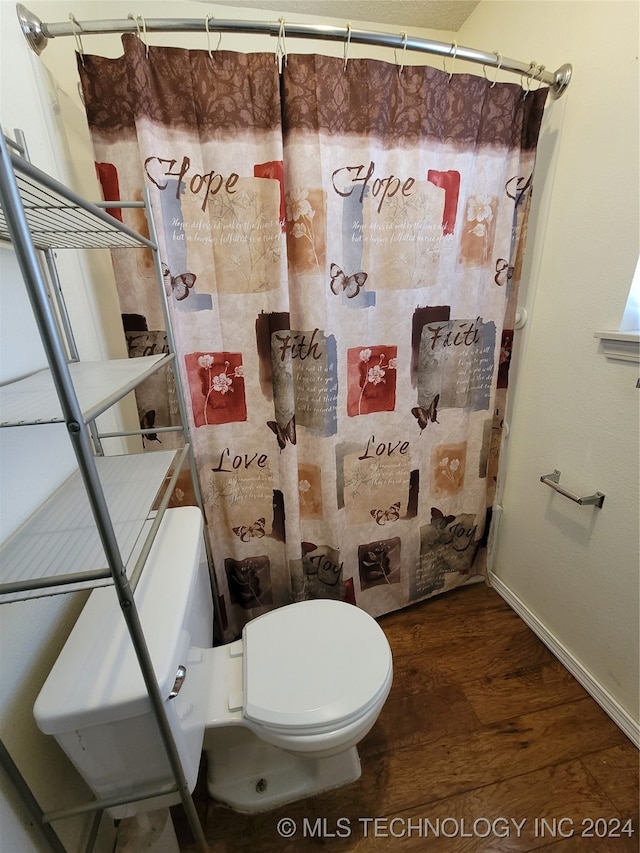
[41,247,105,456]
[0,130,210,853]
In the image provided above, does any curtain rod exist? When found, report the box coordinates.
[16,3,572,99]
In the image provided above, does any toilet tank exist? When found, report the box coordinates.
[34,506,213,818]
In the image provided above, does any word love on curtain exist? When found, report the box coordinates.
[79,35,547,641]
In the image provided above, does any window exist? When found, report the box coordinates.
[594,256,640,362]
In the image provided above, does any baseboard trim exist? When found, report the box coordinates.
[488,571,640,748]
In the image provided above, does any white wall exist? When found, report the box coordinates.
[2,0,636,846]
[458,1,639,735]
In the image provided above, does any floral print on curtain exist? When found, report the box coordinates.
[79,36,547,641]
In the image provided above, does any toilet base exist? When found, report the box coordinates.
[205,728,361,813]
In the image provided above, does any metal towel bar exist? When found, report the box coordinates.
[540,470,605,508]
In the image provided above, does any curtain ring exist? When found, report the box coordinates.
[444,41,457,81]
[522,61,536,97]
[205,15,213,58]
[128,13,149,57]
[490,52,503,87]
[276,17,287,70]
[532,63,546,90]
[343,22,352,71]
[69,13,85,64]
[395,32,408,74]
[482,51,502,85]
[205,16,222,56]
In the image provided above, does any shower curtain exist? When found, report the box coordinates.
[79,35,547,641]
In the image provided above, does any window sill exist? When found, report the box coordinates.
[594,330,640,363]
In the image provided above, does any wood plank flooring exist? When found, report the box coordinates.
[173,583,638,852]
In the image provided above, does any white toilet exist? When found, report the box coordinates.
[34,507,393,816]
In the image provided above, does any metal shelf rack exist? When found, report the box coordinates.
[0,129,211,852]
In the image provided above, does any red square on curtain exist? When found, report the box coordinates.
[184,352,247,426]
[95,161,122,221]
[254,160,285,230]
[346,345,397,417]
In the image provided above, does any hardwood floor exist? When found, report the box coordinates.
[173,583,639,852]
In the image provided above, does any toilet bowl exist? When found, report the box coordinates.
[203,597,393,810]
[34,507,393,816]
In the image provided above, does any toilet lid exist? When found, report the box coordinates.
[242,599,392,731]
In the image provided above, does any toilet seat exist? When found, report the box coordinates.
[242,599,393,735]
